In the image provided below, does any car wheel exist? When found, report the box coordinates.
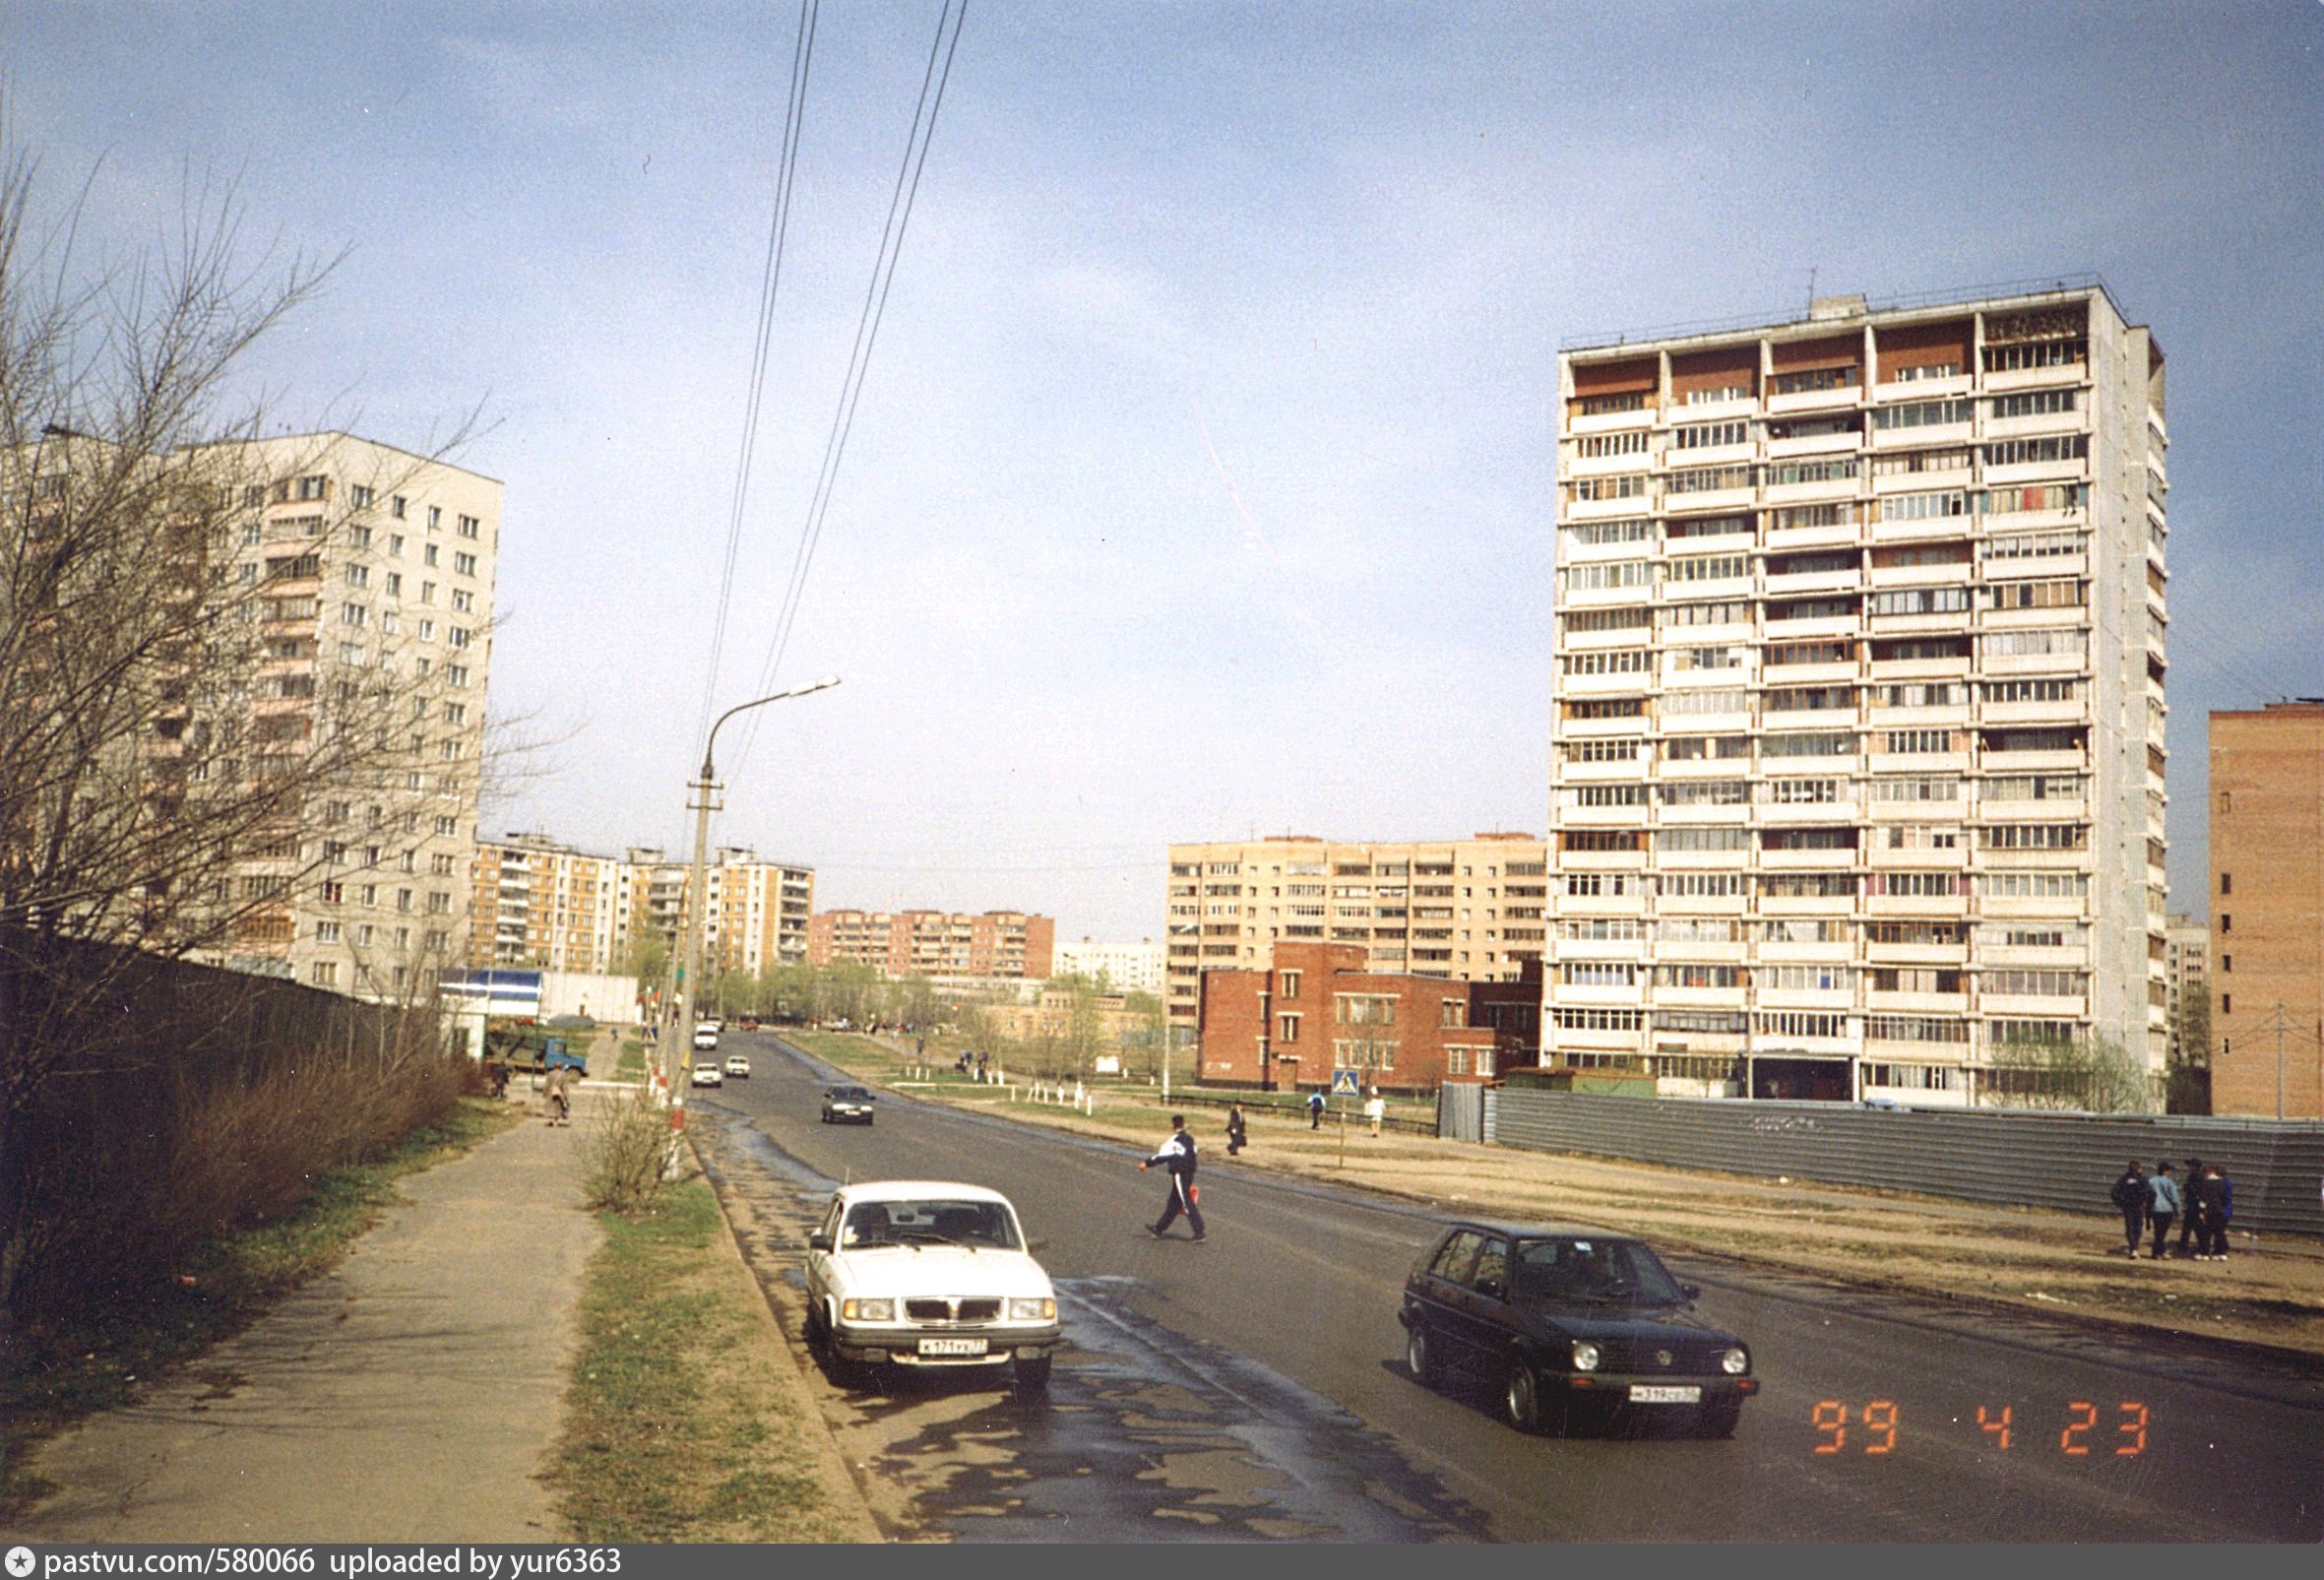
[1504,1357,1542,1433]
[1407,1322,1441,1388]
[1013,1356,1052,1399]
[1698,1398,1742,1440]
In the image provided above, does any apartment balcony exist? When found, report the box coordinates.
[1756,799,1862,825]
[1568,448,1660,477]
[1979,745,2086,774]
[1979,364,2086,397]
[1758,846,1858,870]
[1665,393,1756,424]
[1762,612,1860,641]
[1550,938,1649,962]
[1563,714,1653,738]
[1984,458,2090,490]
[1865,892,1968,917]
[1864,610,1972,641]
[1985,411,2091,442]
[1869,512,1979,544]
[1560,802,1651,827]
[1562,582,1656,608]
[1870,748,1970,774]
[1766,383,1862,417]
[1661,439,1756,472]
[1762,476,1861,510]
[1866,704,1969,730]
[1869,419,1971,450]
[1662,482,1756,513]
[1558,849,1649,872]
[1660,573,1755,602]
[1757,893,1857,916]
[1765,568,1862,598]
[1979,796,2088,822]
[1652,984,1751,1011]
[1864,942,1970,967]
[1562,668,1654,695]
[1866,562,1971,591]
[1980,699,2087,727]
[1566,492,1654,522]
[1556,754,1652,781]
[1761,659,1858,687]
[1554,984,1647,1008]
[1658,802,1753,826]
[1864,989,1969,1017]
[1765,430,1861,464]
[1753,939,1853,965]
[1566,407,1658,437]
[1764,521,1862,552]
[1979,991,2090,1018]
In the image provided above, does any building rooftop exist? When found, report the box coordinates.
[1560,273,2138,356]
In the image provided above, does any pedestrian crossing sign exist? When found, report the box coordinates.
[1332,1068,1361,1097]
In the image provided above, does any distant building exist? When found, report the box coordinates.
[2163,912,2210,1068]
[1196,941,1500,1094]
[808,909,1056,980]
[2208,702,2324,1118]
[1164,834,1548,1035]
[1050,938,1164,994]
[469,838,811,980]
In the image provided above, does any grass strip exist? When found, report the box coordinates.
[2,1097,517,1518]
[615,1038,648,1079]
[546,1179,867,1543]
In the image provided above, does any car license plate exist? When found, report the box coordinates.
[917,1337,988,1357]
[1629,1385,1701,1404]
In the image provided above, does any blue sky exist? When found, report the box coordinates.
[6,2,2319,939]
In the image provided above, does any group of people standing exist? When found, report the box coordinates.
[2110,1157,2234,1260]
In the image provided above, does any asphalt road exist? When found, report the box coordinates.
[693,1032,2324,1543]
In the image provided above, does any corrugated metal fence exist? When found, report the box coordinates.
[1473,1090,2324,1239]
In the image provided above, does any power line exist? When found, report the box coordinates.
[733,0,969,773]
[694,0,821,755]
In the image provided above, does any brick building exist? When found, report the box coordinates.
[2208,702,2324,1118]
[807,908,1056,980]
[1196,941,1501,1094]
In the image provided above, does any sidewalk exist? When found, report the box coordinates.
[16,1103,603,1543]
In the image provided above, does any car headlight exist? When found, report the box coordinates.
[1570,1341,1601,1372]
[1721,1346,1749,1375]
[1007,1297,1056,1321]
[842,1297,895,1322]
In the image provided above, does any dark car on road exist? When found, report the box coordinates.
[1398,1221,1757,1438]
[821,1084,876,1125]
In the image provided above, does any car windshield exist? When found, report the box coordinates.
[1511,1236,1686,1306]
[841,1198,1021,1251]
[829,1087,867,1101]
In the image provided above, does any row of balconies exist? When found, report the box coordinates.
[1565,366,2087,436]
[1564,418,2095,477]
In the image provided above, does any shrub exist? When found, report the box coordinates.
[581,1090,674,1216]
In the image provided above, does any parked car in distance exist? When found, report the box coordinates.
[822,1085,875,1124]
[690,1061,724,1088]
[723,1055,751,1078]
[1398,1221,1757,1438]
[803,1180,1061,1397]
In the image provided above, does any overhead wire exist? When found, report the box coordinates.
[693,0,821,760]
[732,0,968,774]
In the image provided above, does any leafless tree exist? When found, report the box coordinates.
[0,137,488,1332]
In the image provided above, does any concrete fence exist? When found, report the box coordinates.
[1458,1089,2324,1239]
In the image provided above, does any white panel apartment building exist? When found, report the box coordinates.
[197,434,499,1001]
[1549,284,2168,1105]
[1050,939,1165,994]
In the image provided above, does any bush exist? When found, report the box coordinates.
[581,1090,674,1215]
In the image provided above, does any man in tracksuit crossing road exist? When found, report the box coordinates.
[1142,1114,1205,1240]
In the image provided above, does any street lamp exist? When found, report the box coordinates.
[665,674,840,1133]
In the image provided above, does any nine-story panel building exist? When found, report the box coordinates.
[1548,284,2168,1104]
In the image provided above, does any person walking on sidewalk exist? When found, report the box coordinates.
[2146,1162,2181,1260]
[2109,1161,2147,1256]
[1307,1090,1326,1130]
[1225,1102,1248,1158]
[1141,1114,1205,1240]
[1364,1087,1386,1137]
[544,1062,575,1128]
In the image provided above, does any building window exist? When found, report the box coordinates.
[454,552,477,576]
[1440,998,1465,1029]
[2222,993,2231,1017]
[1278,1014,1299,1043]
[2221,873,2231,895]
[296,474,328,501]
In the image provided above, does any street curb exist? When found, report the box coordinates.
[685,1132,886,1545]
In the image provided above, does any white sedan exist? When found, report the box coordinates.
[690,1062,723,1087]
[803,1180,1061,1396]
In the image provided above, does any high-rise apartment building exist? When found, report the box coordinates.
[806,909,1055,979]
[470,834,622,972]
[467,838,811,978]
[613,846,814,978]
[197,434,500,1000]
[1163,835,1547,1033]
[1548,284,2167,1105]
[2207,702,2324,1118]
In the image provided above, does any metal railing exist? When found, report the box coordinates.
[1560,274,2114,353]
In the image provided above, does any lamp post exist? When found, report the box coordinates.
[665,674,840,1139]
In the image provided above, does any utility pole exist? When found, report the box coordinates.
[665,675,841,1149]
